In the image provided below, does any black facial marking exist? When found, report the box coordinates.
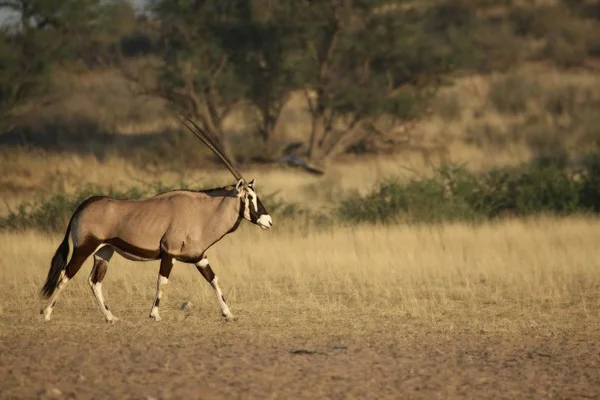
[227,198,245,233]
[246,193,267,224]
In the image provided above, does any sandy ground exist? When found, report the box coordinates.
[1,311,599,400]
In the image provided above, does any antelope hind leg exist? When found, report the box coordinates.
[149,256,174,321]
[42,247,94,321]
[88,246,118,323]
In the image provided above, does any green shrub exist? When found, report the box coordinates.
[337,156,600,224]
[338,165,482,224]
[544,22,590,68]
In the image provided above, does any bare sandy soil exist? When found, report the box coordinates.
[1,312,599,400]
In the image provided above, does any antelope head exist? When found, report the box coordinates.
[174,111,273,230]
[235,178,272,229]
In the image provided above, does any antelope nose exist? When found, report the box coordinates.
[257,214,273,229]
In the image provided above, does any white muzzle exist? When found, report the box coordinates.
[257,214,273,229]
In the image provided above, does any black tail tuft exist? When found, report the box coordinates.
[41,225,71,298]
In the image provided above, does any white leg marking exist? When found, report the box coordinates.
[197,258,209,267]
[88,248,117,323]
[211,276,234,321]
[196,258,235,320]
[149,275,168,321]
[42,271,69,321]
[88,276,118,323]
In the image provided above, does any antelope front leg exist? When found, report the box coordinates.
[195,256,235,321]
[149,256,174,321]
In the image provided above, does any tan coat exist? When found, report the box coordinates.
[72,187,242,263]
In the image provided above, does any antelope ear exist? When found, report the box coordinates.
[235,178,244,193]
[248,178,256,189]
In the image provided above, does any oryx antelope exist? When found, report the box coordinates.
[40,113,273,323]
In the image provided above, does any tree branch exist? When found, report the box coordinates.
[318,27,339,82]
[210,55,228,80]
[325,119,368,159]
[318,108,336,147]
[303,88,316,116]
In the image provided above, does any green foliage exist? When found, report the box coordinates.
[151,0,247,108]
[0,0,137,121]
[0,28,52,120]
[217,1,300,144]
[338,156,600,224]
[0,0,133,66]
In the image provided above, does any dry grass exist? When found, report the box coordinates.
[423,64,600,161]
[1,217,599,335]
[0,147,425,216]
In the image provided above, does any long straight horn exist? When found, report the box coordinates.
[173,111,244,182]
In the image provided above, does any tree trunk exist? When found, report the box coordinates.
[306,113,327,162]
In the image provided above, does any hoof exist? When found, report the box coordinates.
[43,308,53,321]
[223,314,236,322]
[149,313,162,322]
[105,315,119,323]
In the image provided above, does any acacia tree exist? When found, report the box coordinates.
[0,27,50,122]
[285,0,475,163]
[145,0,254,161]
[0,0,137,124]
[143,0,300,161]
[142,0,475,165]
[217,1,299,152]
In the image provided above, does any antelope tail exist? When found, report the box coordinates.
[41,222,72,298]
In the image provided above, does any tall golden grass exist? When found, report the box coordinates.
[0,148,420,216]
[1,217,599,335]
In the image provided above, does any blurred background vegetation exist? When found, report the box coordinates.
[1,0,600,228]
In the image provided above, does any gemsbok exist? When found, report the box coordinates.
[40,112,273,322]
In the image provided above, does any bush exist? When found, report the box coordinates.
[544,22,590,68]
[337,156,600,224]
